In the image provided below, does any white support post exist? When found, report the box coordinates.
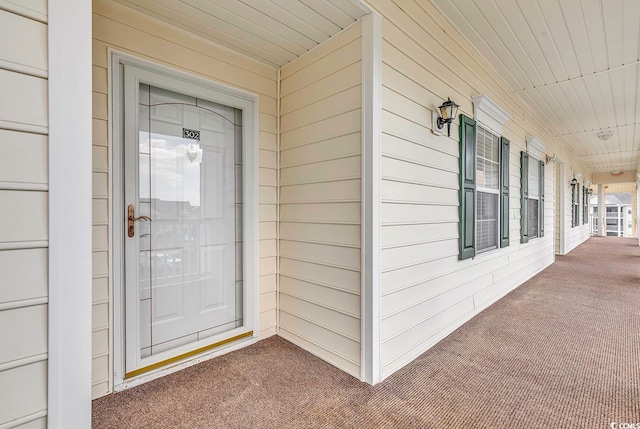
[637,183,640,245]
[48,0,93,427]
[598,184,606,237]
[557,162,566,254]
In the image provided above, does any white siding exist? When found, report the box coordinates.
[366,0,592,378]
[0,6,49,428]
[555,163,563,254]
[91,0,279,398]
[564,169,591,253]
[278,22,363,378]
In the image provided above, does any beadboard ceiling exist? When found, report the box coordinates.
[111,0,368,68]
[433,0,640,177]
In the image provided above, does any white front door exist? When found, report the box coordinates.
[122,64,249,377]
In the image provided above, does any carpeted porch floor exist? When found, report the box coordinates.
[93,237,640,428]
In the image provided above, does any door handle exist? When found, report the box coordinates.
[127,205,152,237]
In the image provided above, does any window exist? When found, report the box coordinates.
[459,114,510,259]
[520,152,545,243]
[571,182,580,227]
[476,126,500,252]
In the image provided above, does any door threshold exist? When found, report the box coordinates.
[114,332,256,392]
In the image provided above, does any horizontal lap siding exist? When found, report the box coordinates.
[0,5,49,428]
[91,0,278,398]
[278,22,363,379]
[564,169,591,252]
[368,0,591,378]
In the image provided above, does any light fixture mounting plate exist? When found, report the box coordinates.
[597,130,613,141]
[432,111,445,136]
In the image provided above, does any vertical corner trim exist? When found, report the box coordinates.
[361,11,382,385]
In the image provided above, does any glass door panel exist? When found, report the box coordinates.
[126,79,243,371]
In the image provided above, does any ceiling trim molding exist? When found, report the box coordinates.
[472,94,510,135]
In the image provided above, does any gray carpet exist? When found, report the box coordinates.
[93,237,640,428]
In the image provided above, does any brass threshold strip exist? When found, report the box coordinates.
[125,331,253,379]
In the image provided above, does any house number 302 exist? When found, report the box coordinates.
[183,128,200,141]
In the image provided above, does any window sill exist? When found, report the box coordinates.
[473,246,504,260]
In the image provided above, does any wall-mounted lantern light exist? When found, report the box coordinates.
[432,97,459,137]
[570,177,578,187]
[545,154,557,164]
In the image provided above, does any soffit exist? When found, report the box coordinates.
[111,0,368,68]
[433,0,640,175]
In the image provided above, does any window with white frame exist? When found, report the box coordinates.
[527,155,540,238]
[571,182,580,227]
[520,151,544,243]
[458,94,511,260]
[476,126,500,252]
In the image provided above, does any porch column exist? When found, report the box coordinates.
[598,184,606,236]
[48,0,93,427]
[637,182,640,244]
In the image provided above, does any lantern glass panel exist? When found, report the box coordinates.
[440,104,449,120]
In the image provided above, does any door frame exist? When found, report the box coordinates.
[109,51,260,390]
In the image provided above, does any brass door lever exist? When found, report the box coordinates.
[127,205,152,237]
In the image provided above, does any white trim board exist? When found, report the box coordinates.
[109,51,260,389]
[526,136,547,160]
[47,0,93,427]
[360,11,382,386]
[472,94,510,135]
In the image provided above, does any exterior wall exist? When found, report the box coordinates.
[0,4,49,428]
[563,168,591,252]
[91,0,278,398]
[554,163,564,254]
[366,0,592,378]
[278,23,363,378]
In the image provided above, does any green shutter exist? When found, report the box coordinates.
[539,160,545,237]
[573,184,580,227]
[571,184,575,227]
[520,151,529,243]
[500,137,510,248]
[459,114,476,260]
[582,187,585,224]
[577,184,580,226]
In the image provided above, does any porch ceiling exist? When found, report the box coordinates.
[433,0,640,177]
[110,0,368,68]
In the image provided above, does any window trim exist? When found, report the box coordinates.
[475,125,502,254]
[520,152,545,243]
[459,106,510,261]
[527,155,541,239]
[571,182,580,228]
